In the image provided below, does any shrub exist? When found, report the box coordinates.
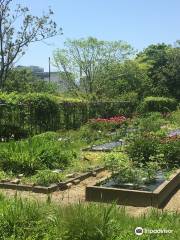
[0,170,7,180]
[104,153,159,186]
[126,134,160,163]
[78,125,104,143]
[88,116,127,132]
[140,96,177,113]
[104,152,130,173]
[32,131,60,141]
[37,146,76,169]
[0,136,78,175]
[170,109,180,126]
[159,138,180,167]
[137,112,167,132]
[0,140,38,175]
[31,170,65,186]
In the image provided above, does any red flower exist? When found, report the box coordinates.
[89,115,127,124]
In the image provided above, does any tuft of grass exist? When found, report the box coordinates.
[0,194,179,240]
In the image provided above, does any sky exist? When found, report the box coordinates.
[12,0,180,71]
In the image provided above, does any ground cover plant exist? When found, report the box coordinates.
[0,124,111,186]
[101,109,180,189]
[0,193,179,240]
[0,109,179,187]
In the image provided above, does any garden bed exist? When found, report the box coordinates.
[86,170,180,207]
[0,167,105,194]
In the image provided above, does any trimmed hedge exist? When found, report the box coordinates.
[140,96,177,113]
[0,92,136,139]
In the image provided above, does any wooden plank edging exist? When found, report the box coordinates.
[0,166,105,194]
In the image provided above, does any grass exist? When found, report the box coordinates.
[0,128,108,186]
[0,193,179,240]
[0,110,179,186]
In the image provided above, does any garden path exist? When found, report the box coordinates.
[0,170,179,217]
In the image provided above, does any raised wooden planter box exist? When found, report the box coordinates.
[59,166,105,190]
[86,170,180,208]
[0,167,105,194]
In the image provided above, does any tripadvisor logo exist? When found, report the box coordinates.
[135,227,143,236]
[135,227,173,235]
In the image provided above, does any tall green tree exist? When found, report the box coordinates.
[137,43,170,96]
[4,68,58,93]
[94,59,150,99]
[0,0,62,90]
[136,43,180,99]
[53,37,133,94]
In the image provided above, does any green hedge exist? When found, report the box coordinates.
[0,92,136,140]
[140,96,177,113]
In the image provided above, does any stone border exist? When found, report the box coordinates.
[86,170,180,208]
[0,167,105,194]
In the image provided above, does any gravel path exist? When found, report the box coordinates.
[164,189,180,211]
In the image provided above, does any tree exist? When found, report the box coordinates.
[4,67,58,93]
[136,43,171,96]
[0,0,62,90]
[53,37,133,94]
[160,47,180,100]
[94,59,150,99]
[137,42,180,99]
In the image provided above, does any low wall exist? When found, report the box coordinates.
[86,170,180,208]
[0,167,105,194]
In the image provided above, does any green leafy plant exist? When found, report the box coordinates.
[138,112,167,132]
[30,170,65,186]
[0,193,179,239]
[140,96,177,113]
[126,133,160,163]
[159,139,180,168]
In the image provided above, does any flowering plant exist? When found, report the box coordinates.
[89,115,127,124]
[88,116,127,131]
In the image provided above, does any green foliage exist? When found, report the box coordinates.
[159,139,180,168]
[95,59,150,100]
[87,121,127,133]
[126,133,160,164]
[139,43,180,99]
[78,125,105,144]
[137,112,167,132]
[136,43,180,98]
[170,109,180,126]
[53,37,133,94]
[104,152,130,173]
[0,92,60,138]
[37,146,75,170]
[0,92,136,138]
[30,170,65,186]
[0,133,78,175]
[4,68,58,94]
[140,96,177,113]
[0,0,60,89]
[0,170,7,180]
[104,152,159,186]
[0,124,29,141]
[0,195,179,240]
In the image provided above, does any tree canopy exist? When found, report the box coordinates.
[53,37,133,94]
[0,0,62,90]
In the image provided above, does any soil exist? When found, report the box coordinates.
[0,170,179,217]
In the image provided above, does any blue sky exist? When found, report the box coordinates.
[12,0,180,71]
